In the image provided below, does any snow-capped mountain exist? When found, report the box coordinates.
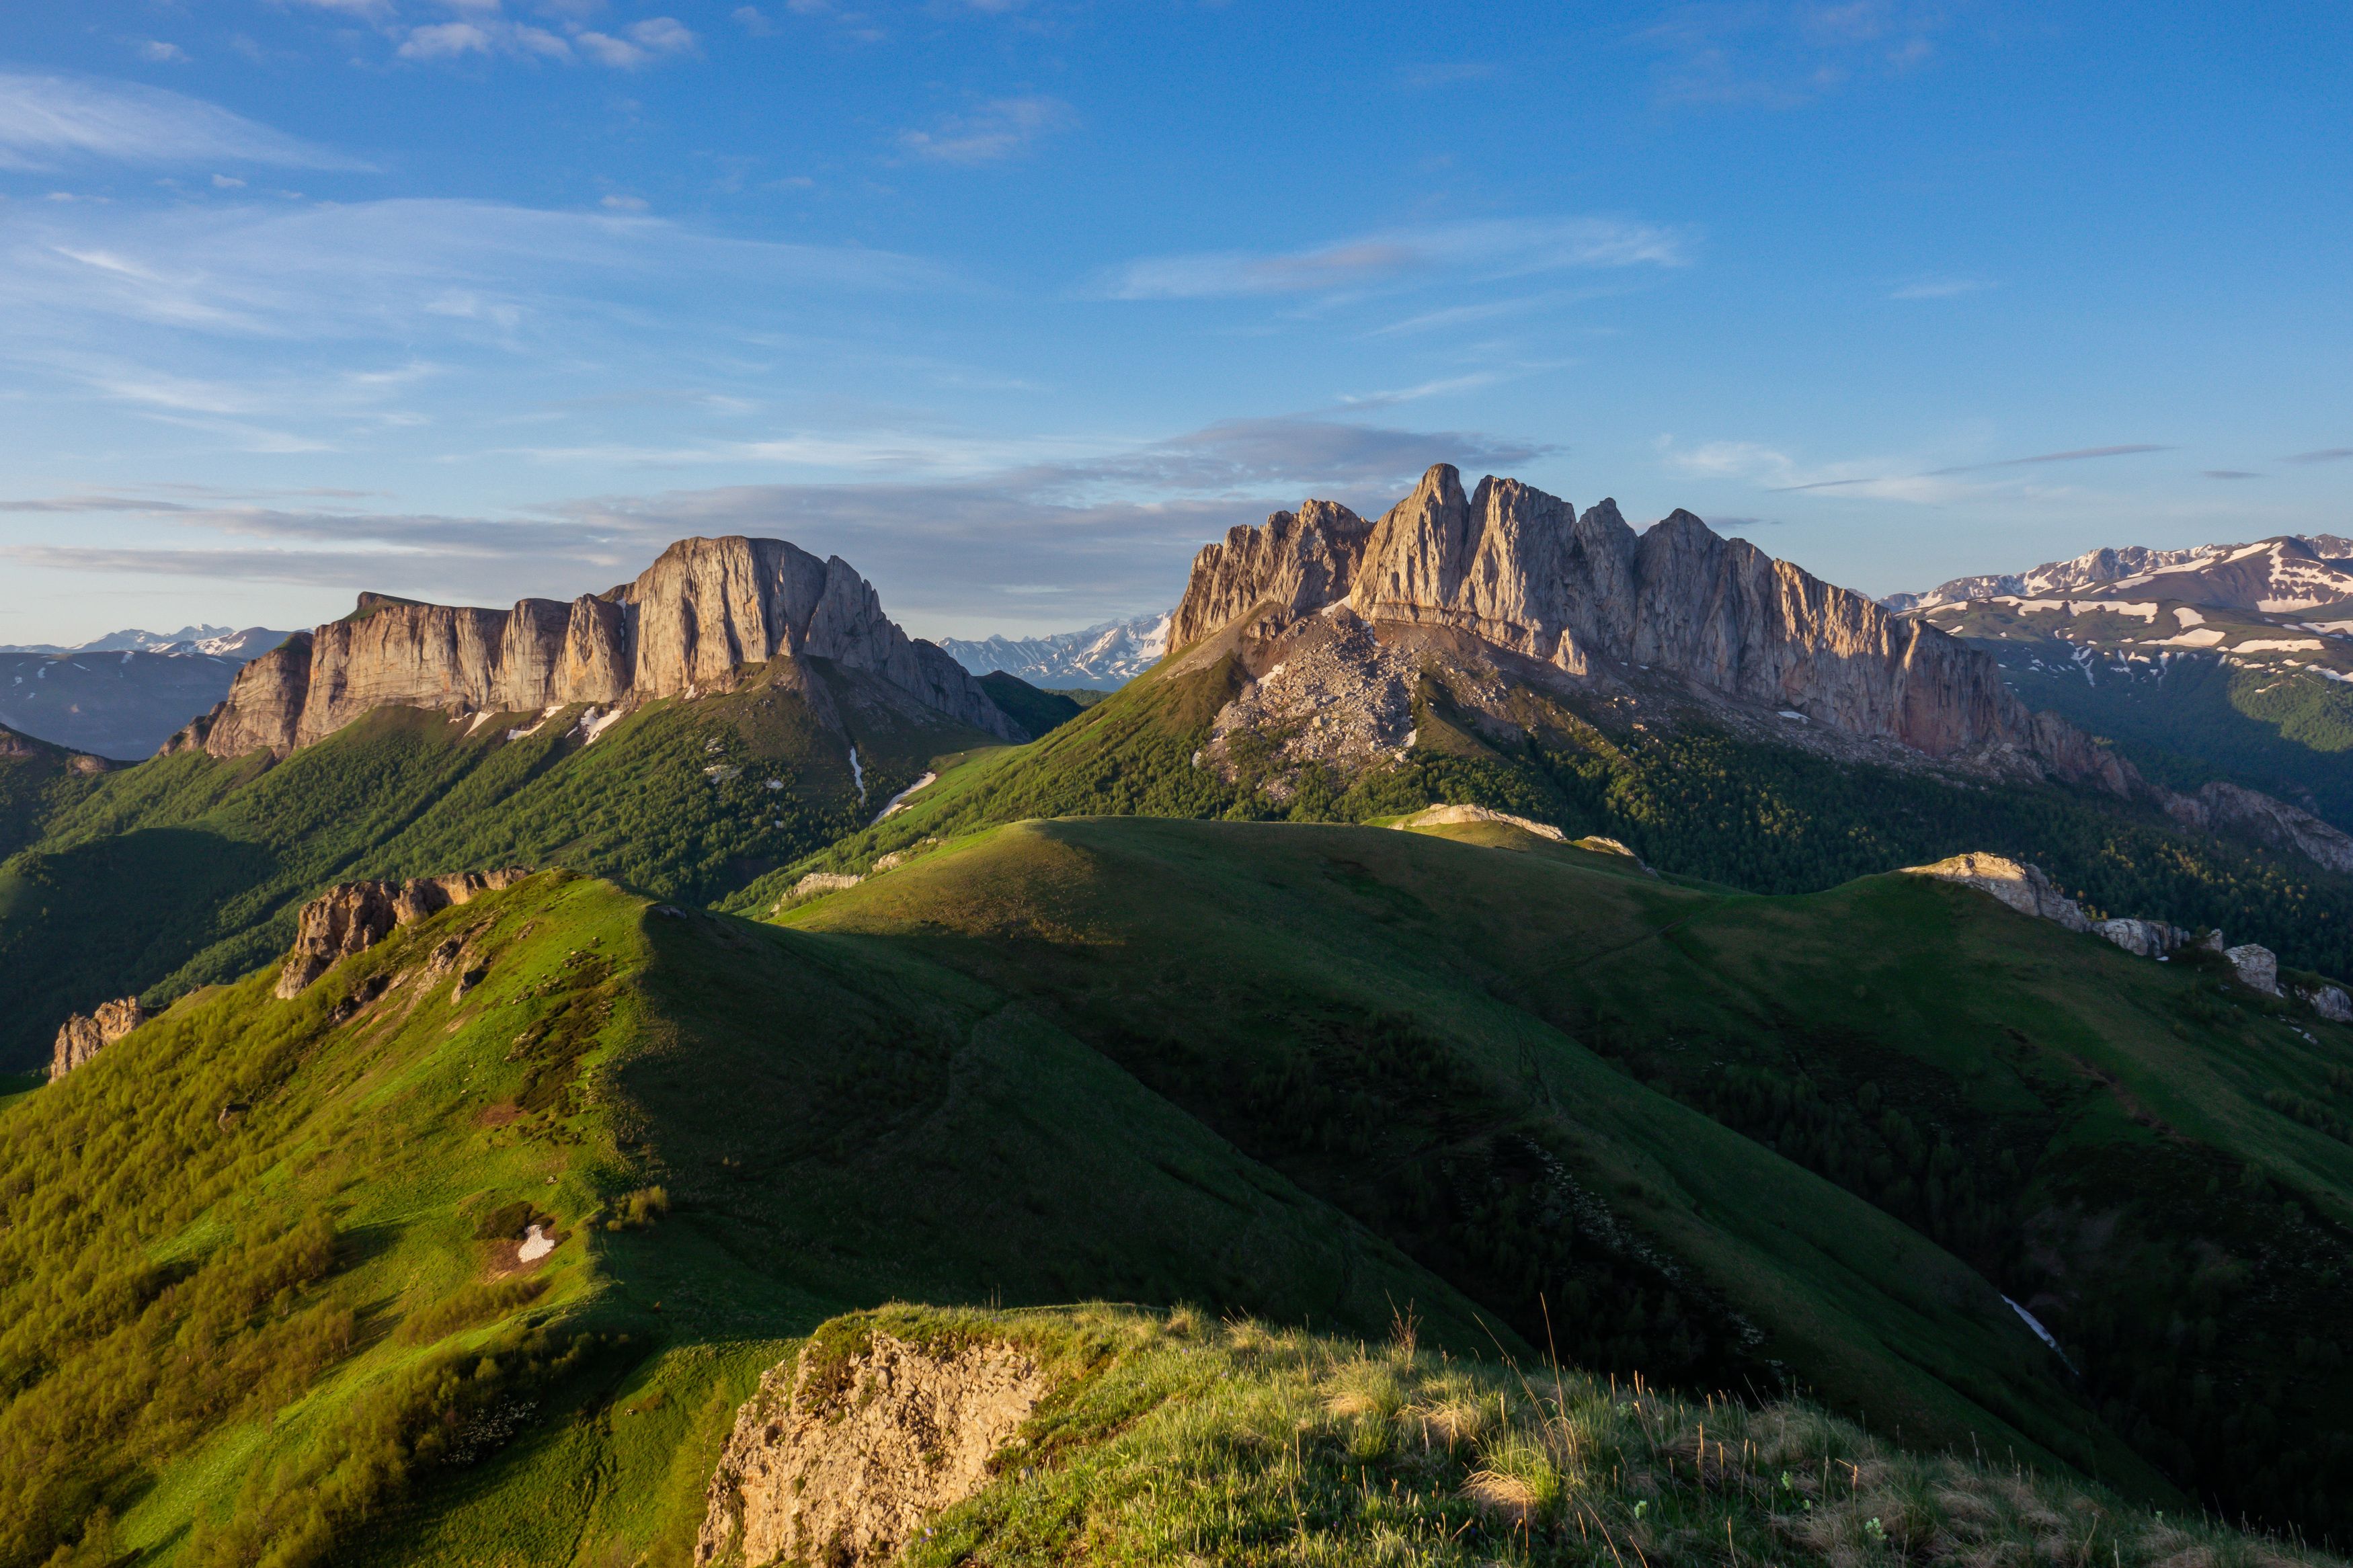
[939,614,1170,690]
[1886,536,2353,614]
[0,624,292,657]
[0,627,295,758]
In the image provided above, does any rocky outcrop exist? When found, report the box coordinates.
[2092,917,2192,958]
[1390,802,1566,841]
[49,998,148,1081]
[2159,781,2353,874]
[276,868,528,999]
[1902,853,2095,932]
[2299,983,2353,1022]
[1170,466,2128,792]
[696,1329,1051,1568]
[2224,942,2281,996]
[172,538,1023,761]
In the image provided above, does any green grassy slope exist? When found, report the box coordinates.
[779,815,2353,1532]
[740,652,2353,988]
[976,671,1087,737]
[792,1303,2342,1568]
[0,869,1505,1568]
[0,657,991,1071]
[0,723,109,862]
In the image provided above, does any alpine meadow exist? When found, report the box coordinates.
[5,7,2353,1568]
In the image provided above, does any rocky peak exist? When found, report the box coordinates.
[276,868,530,999]
[50,997,149,1081]
[1170,463,2126,790]
[169,537,1023,761]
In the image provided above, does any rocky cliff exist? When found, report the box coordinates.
[170,538,1021,759]
[49,997,148,1081]
[1172,465,2129,790]
[276,868,529,998]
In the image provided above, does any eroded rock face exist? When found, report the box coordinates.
[172,538,1023,761]
[50,998,149,1081]
[1168,464,2130,792]
[276,868,528,999]
[2160,781,2353,875]
[1901,854,2093,932]
[696,1330,1051,1568]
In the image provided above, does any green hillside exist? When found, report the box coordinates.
[0,657,1000,1071]
[733,650,2353,989]
[780,814,2353,1533]
[0,868,1497,1567]
[9,815,2353,1561]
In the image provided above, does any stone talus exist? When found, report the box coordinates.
[276,868,530,999]
[174,536,1023,759]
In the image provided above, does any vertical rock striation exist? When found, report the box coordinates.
[171,538,1021,759]
[1170,464,2129,790]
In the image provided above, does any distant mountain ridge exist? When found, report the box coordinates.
[1886,534,2353,613]
[0,624,291,657]
[939,613,1170,690]
[1,628,295,759]
[174,536,1025,759]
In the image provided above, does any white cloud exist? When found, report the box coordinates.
[211,173,246,190]
[600,193,649,212]
[398,23,496,60]
[733,5,776,34]
[0,73,366,172]
[1103,216,1688,301]
[897,96,1075,165]
[1890,276,1993,300]
[575,18,699,68]
[136,41,190,65]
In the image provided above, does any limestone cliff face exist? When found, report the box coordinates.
[173,538,1021,759]
[1172,464,2126,789]
[50,997,148,1081]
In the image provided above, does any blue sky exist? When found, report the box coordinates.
[1,1,2348,645]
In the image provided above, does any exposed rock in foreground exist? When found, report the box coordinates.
[50,998,148,1081]
[696,1329,1052,1568]
[169,536,1024,760]
[276,869,529,999]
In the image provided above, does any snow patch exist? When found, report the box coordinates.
[2233,638,2325,653]
[848,746,865,800]
[518,1224,555,1263]
[873,770,938,824]
[577,706,626,744]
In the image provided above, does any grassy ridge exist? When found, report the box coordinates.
[737,655,2353,991]
[781,815,2353,1532]
[805,1303,2340,1568]
[0,865,1504,1566]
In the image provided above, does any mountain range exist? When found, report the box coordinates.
[0,628,292,761]
[8,468,2353,1564]
[936,613,1170,690]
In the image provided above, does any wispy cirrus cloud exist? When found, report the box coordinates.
[896,96,1075,164]
[1659,436,2176,504]
[1641,1,1953,109]
[0,71,368,171]
[394,15,698,67]
[0,415,1553,636]
[2284,448,2353,464]
[1890,275,1993,300]
[1101,216,1689,301]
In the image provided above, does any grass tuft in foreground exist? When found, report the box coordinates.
[899,1304,2338,1568]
